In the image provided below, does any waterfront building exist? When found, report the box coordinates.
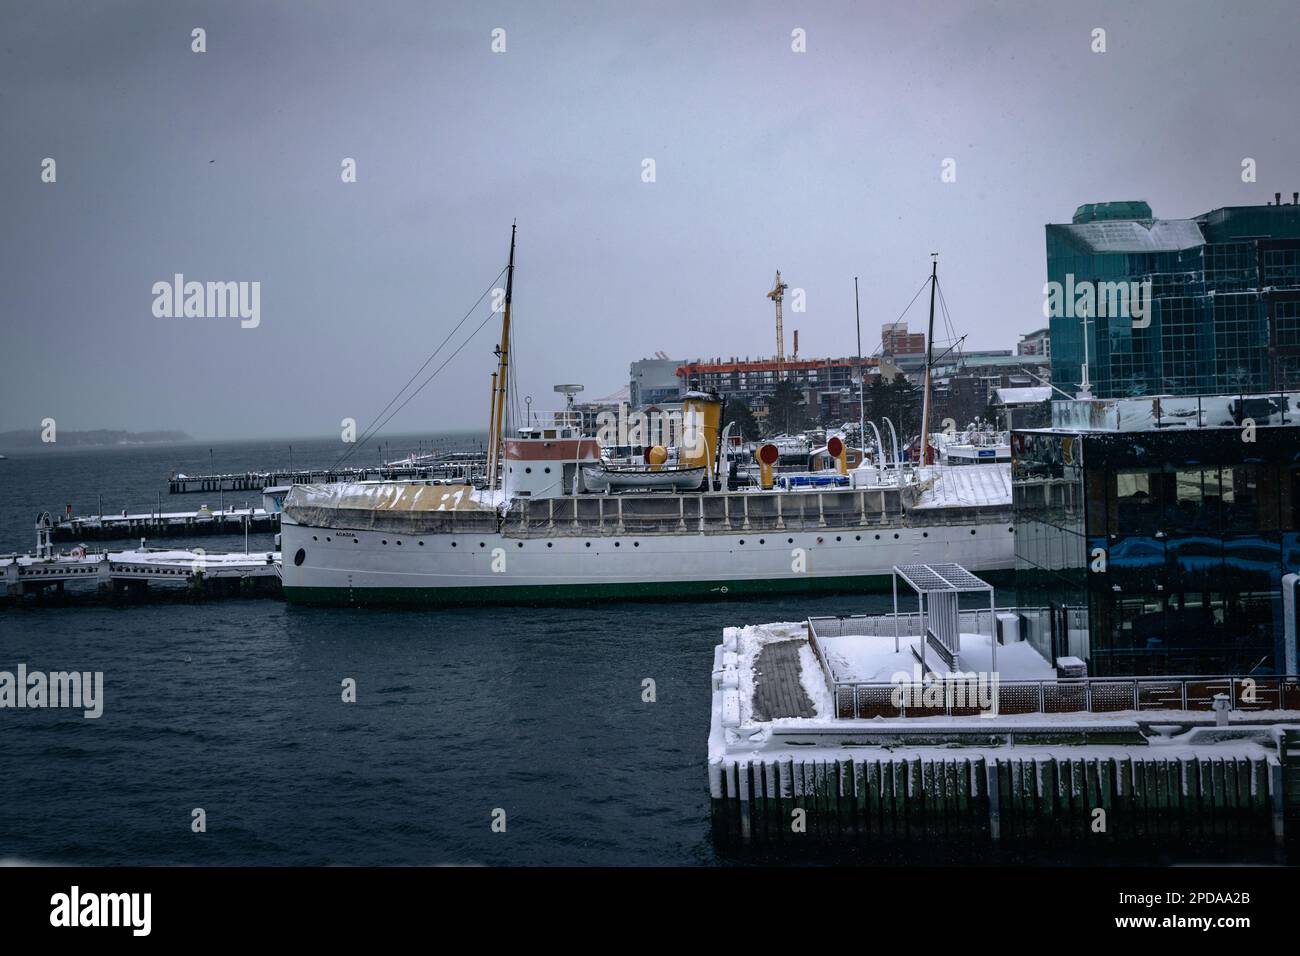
[881,321,926,371]
[1046,197,1300,398]
[1013,391,1300,677]
[674,355,875,408]
[1017,327,1050,357]
[629,357,683,408]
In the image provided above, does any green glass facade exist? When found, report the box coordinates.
[1046,202,1300,398]
[1013,396,1300,678]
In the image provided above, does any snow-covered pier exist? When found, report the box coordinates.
[708,565,1300,847]
[53,506,277,541]
[167,461,484,494]
[2,547,281,604]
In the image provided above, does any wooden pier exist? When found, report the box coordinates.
[53,507,278,541]
[710,739,1297,847]
[167,457,486,494]
[710,625,1300,847]
[2,547,281,604]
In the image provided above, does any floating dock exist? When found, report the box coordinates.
[52,507,278,541]
[708,570,1300,847]
[2,547,281,604]
[167,459,485,494]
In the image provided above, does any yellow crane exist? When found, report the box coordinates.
[766,270,788,379]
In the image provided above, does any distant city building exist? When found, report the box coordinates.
[881,321,926,370]
[931,353,1049,425]
[1013,391,1300,677]
[1017,327,1051,357]
[1045,197,1300,398]
[629,357,683,408]
[674,355,876,408]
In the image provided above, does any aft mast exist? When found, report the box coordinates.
[488,224,517,491]
[918,254,938,467]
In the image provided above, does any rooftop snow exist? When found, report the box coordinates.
[993,386,1052,405]
[1050,218,1204,254]
[911,463,1011,509]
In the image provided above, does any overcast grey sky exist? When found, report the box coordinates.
[2,0,1296,439]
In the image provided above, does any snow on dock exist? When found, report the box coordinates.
[53,506,277,541]
[168,461,484,494]
[2,547,281,603]
[709,599,1300,845]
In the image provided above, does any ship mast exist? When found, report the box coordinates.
[488,224,516,491]
[918,254,937,468]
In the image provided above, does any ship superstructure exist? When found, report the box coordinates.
[279,230,1014,606]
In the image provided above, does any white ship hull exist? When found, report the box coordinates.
[280,511,1014,606]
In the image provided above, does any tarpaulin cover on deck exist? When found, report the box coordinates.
[283,482,499,534]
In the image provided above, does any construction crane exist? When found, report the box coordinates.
[766,270,788,379]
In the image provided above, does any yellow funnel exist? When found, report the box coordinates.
[681,392,722,471]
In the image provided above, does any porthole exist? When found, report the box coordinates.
[633,541,639,547]
[326,537,331,542]
[615,542,620,547]
[525,467,532,474]
[419,541,424,546]
[312,535,318,541]
[451,542,457,547]
[293,548,306,566]
[875,534,880,540]
[480,542,486,548]
[759,538,766,544]
[855,535,861,541]
[893,533,900,539]
[545,467,551,474]
[517,542,523,548]
[547,542,553,548]
[970,529,976,535]
[585,542,591,548]
[922,532,928,538]
[835,536,841,542]
[382,539,388,545]
[739,539,745,545]
[397,540,402,545]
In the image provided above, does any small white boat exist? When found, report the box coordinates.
[582,463,706,492]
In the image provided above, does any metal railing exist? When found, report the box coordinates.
[830,674,1300,720]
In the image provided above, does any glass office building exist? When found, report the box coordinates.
[1046,199,1300,398]
[1013,393,1300,677]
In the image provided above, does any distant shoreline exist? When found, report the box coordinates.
[0,429,193,451]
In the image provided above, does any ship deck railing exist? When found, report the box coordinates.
[502,486,1011,537]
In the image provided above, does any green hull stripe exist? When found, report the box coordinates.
[283,569,1015,607]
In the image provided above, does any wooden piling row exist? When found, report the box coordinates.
[711,752,1281,846]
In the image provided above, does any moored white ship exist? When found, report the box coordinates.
[279,230,1014,606]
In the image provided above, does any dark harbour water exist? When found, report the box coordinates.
[0,438,1287,866]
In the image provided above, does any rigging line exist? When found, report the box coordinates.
[935,279,962,364]
[891,275,933,332]
[332,265,509,470]
[857,273,936,365]
[338,264,508,469]
[346,304,505,459]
